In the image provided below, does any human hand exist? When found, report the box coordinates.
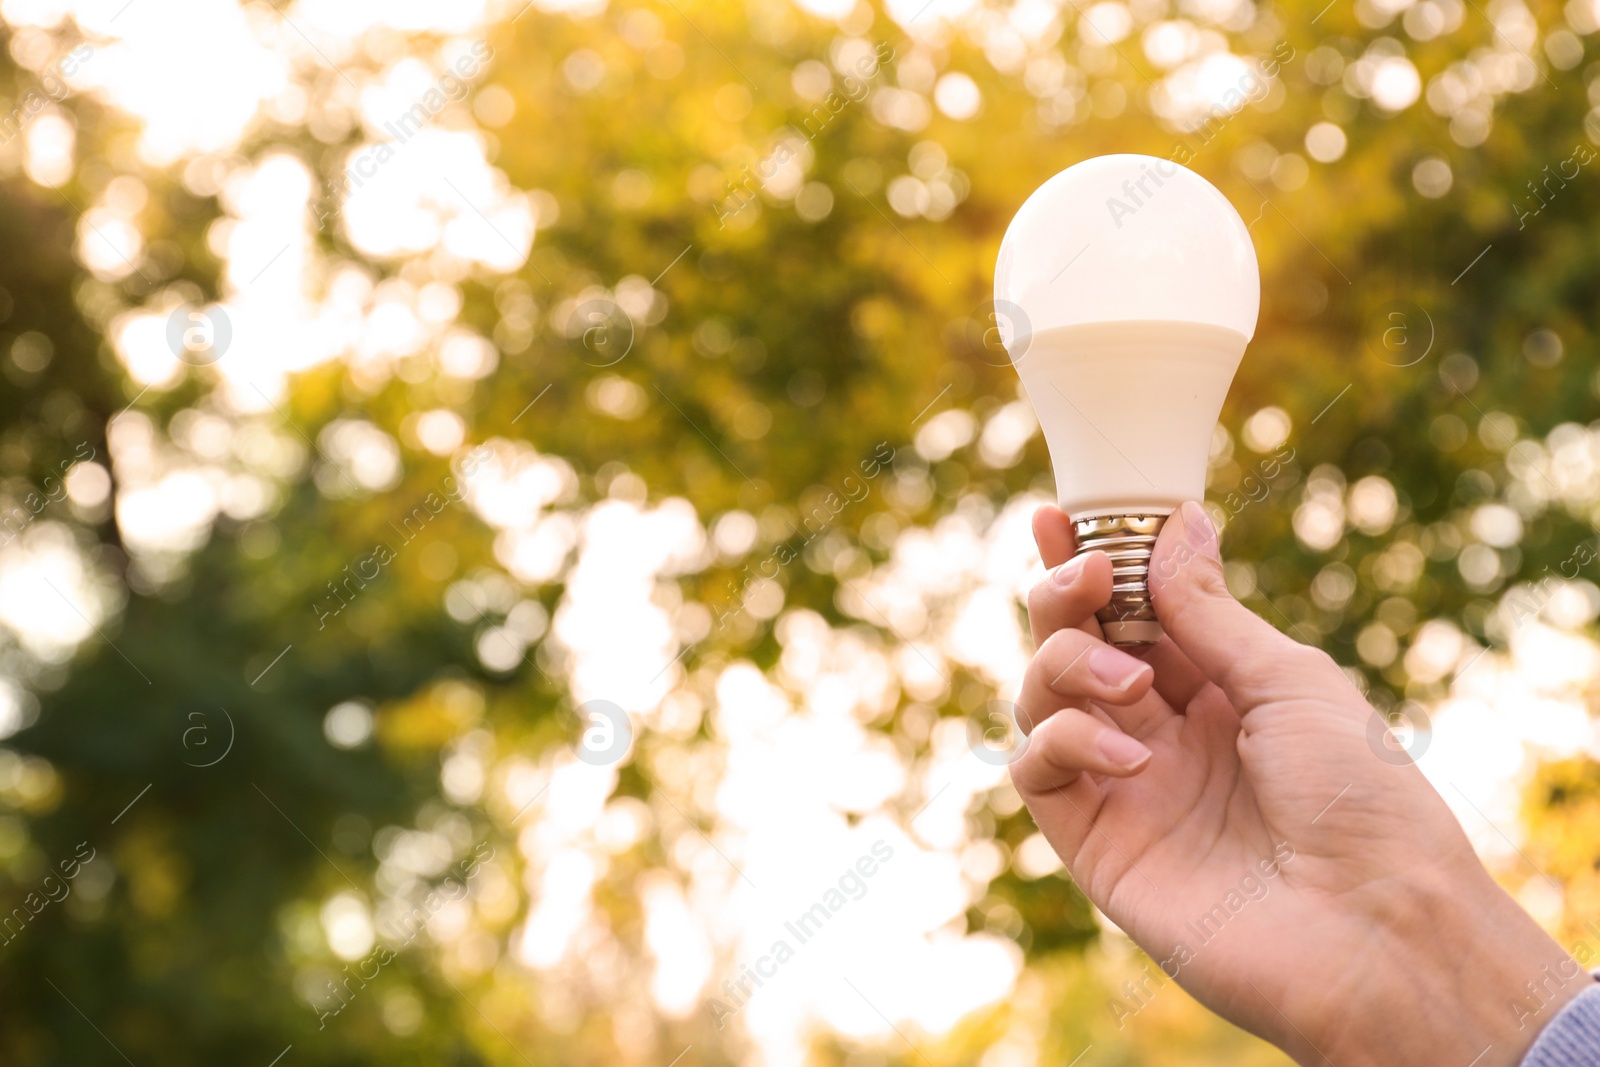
[1010,500,1588,1067]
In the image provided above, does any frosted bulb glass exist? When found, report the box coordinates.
[993,154,1260,645]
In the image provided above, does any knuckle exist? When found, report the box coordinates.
[1190,558,1232,600]
[1272,640,1329,673]
[1009,754,1049,797]
[1155,574,1209,632]
[1238,638,1334,696]
[1296,643,1342,679]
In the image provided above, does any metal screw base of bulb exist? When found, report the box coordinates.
[1072,513,1167,647]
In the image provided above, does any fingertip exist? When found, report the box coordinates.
[1085,644,1154,704]
[1109,669,1156,706]
[1177,500,1220,561]
[1094,729,1153,774]
[1036,550,1114,629]
[1012,709,1152,792]
[1051,546,1111,584]
[1148,503,1228,603]
[1099,757,1152,778]
[1033,505,1076,569]
[1028,553,1114,648]
[1147,502,1300,705]
[1079,548,1114,591]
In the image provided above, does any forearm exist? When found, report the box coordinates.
[1317,865,1589,1067]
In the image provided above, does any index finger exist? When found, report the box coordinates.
[1031,504,1108,645]
[1028,550,1113,647]
[1032,505,1076,568]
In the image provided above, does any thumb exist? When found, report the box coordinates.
[1148,501,1318,708]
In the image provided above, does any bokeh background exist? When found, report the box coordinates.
[0,0,1598,1062]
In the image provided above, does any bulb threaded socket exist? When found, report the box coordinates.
[1072,513,1167,647]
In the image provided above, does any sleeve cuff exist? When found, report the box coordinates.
[1521,974,1600,1067]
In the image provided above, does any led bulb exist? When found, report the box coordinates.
[994,154,1260,646]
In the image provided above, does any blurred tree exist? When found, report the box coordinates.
[0,0,1597,1063]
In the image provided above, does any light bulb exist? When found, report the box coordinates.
[993,154,1260,646]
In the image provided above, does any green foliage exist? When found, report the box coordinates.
[0,0,1596,1062]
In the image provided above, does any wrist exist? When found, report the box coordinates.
[1319,863,1586,1067]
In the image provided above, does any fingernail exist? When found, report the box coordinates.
[1089,646,1149,690]
[1096,730,1152,770]
[1180,501,1220,562]
[1052,554,1087,585]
